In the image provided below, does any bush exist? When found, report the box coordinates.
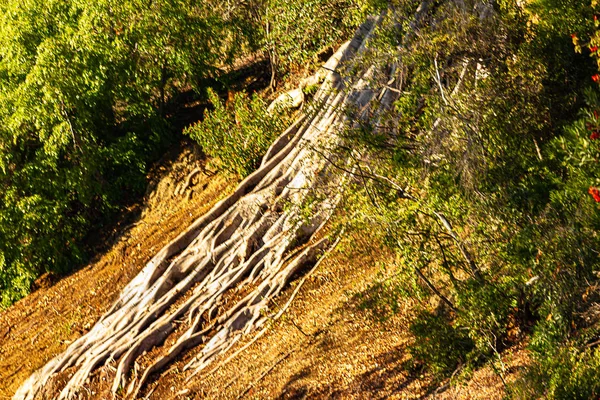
[185,89,291,177]
[336,0,600,392]
[514,344,600,399]
[0,0,249,307]
[409,310,475,376]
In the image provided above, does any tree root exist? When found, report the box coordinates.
[174,167,202,197]
[14,11,408,400]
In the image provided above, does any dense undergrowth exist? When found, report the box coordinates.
[0,0,374,307]
[331,0,600,397]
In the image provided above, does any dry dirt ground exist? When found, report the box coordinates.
[0,143,237,399]
[0,145,529,399]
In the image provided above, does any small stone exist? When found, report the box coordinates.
[267,89,305,113]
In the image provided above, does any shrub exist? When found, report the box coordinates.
[0,0,250,307]
[409,310,475,376]
[337,0,600,392]
[185,89,291,177]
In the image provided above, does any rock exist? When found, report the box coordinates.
[299,73,322,90]
[267,88,305,113]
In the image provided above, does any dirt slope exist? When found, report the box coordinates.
[0,144,237,399]
[147,231,529,400]
[0,143,527,399]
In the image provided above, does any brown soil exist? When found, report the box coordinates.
[0,142,529,400]
[137,230,529,400]
[0,144,238,399]
[154,232,425,400]
[0,146,530,399]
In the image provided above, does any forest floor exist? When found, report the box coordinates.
[0,139,529,399]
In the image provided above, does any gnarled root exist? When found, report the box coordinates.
[14,13,402,400]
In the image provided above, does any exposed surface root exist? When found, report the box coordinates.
[15,14,400,400]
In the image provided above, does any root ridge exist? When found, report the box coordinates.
[14,13,407,400]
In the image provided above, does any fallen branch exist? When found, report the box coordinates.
[433,55,449,106]
[450,59,470,98]
[434,212,481,280]
[176,167,202,196]
[235,349,295,400]
[414,267,457,312]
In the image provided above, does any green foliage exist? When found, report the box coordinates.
[409,310,474,375]
[0,0,250,307]
[246,0,377,84]
[185,89,291,177]
[0,0,379,307]
[355,269,418,322]
[0,0,378,308]
[336,0,600,394]
[513,343,600,399]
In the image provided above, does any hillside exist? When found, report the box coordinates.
[0,143,526,399]
[0,144,237,398]
[3,0,600,398]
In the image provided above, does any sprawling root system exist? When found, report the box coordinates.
[15,14,400,400]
